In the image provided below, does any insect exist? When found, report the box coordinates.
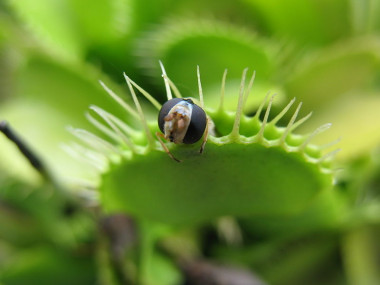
[156,98,209,162]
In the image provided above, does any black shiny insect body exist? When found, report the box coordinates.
[158,98,207,144]
[156,98,208,162]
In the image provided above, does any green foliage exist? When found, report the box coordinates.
[95,73,335,226]
[102,143,331,225]
[1,0,380,284]
[0,246,96,285]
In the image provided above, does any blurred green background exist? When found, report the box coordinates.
[1,0,380,284]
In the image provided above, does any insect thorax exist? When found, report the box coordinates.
[164,101,193,144]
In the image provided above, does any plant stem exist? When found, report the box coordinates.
[137,220,156,285]
[341,226,380,285]
[0,120,49,180]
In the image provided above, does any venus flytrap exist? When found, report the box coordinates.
[2,2,379,284]
[65,66,336,232]
[136,18,278,110]
[67,64,339,228]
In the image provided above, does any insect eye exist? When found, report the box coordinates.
[157,98,207,144]
[158,98,183,133]
[182,103,207,144]
[183,98,194,104]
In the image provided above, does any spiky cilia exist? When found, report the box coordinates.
[68,64,339,225]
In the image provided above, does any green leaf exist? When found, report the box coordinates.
[350,0,380,35]
[14,55,130,125]
[144,253,183,285]
[284,37,380,115]
[101,143,332,225]
[136,19,278,109]
[0,199,42,246]
[0,54,133,184]
[217,233,341,285]
[0,177,95,248]
[241,187,348,237]
[244,0,350,45]
[67,0,131,46]
[0,100,100,185]
[342,226,380,285]
[7,0,84,62]
[299,91,380,161]
[80,70,337,226]
[0,246,95,285]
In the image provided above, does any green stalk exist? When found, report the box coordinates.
[342,226,380,285]
[138,220,157,285]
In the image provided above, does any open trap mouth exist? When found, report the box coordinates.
[65,63,339,225]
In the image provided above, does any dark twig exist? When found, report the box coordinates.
[0,120,48,179]
[181,259,267,285]
[101,214,137,285]
[0,121,87,222]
